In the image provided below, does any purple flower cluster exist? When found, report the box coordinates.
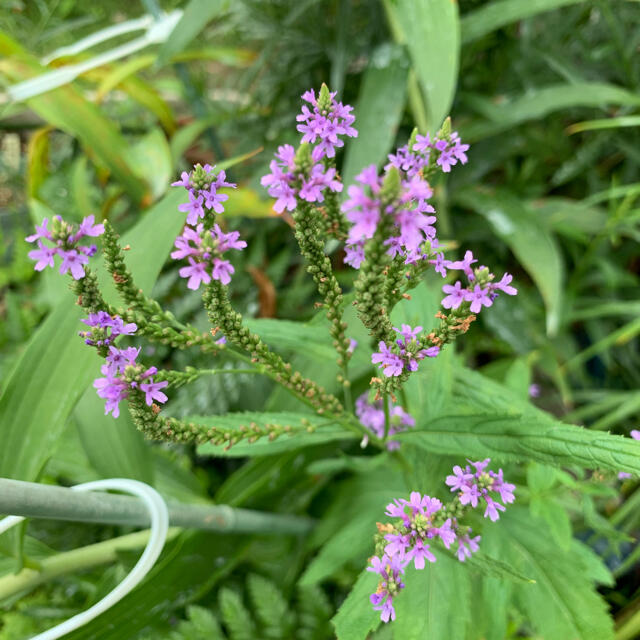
[372,324,439,377]
[172,164,236,225]
[342,166,437,268]
[355,393,414,450]
[368,460,514,623]
[619,430,640,479]
[171,223,247,290]
[93,346,168,418]
[260,144,343,214]
[439,251,517,313]
[445,458,516,522]
[369,492,470,623]
[26,215,104,280]
[296,87,357,160]
[79,311,137,347]
[386,131,469,177]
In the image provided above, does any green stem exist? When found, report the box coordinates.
[616,606,640,640]
[0,528,181,601]
[383,394,391,440]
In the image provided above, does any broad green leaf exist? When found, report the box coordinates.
[462,83,640,141]
[501,509,614,640]
[26,126,50,199]
[63,532,244,639]
[503,357,531,401]
[396,412,640,474]
[461,0,586,44]
[73,389,154,484]
[195,412,356,457]
[388,0,460,132]
[455,188,564,335]
[393,551,470,640]
[0,190,184,486]
[331,569,381,640]
[463,551,535,584]
[0,35,147,203]
[126,128,172,202]
[157,0,230,66]
[530,497,572,549]
[341,44,408,190]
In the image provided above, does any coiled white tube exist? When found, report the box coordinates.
[0,479,169,640]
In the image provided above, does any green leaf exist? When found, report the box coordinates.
[388,0,460,131]
[461,0,586,44]
[73,389,154,484]
[501,509,615,640]
[463,551,535,584]
[530,497,573,550]
[247,574,294,639]
[396,412,640,474]
[503,357,531,401]
[341,43,408,190]
[462,83,640,141]
[126,128,172,202]
[393,551,470,640]
[455,187,564,335]
[169,605,225,640]
[157,0,230,66]
[195,412,356,457]
[331,569,381,640]
[219,587,256,640]
[567,114,640,135]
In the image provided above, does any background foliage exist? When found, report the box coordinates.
[1,0,639,638]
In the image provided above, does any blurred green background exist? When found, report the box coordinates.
[1,0,640,637]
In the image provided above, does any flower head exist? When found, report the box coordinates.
[26,215,103,280]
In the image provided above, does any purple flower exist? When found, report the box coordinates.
[212,258,234,285]
[139,379,169,406]
[59,249,89,280]
[445,465,474,491]
[456,534,480,562]
[407,538,436,570]
[296,87,357,159]
[172,223,246,290]
[529,383,540,398]
[492,272,517,296]
[171,171,190,188]
[28,241,56,271]
[356,393,414,449]
[394,324,422,342]
[26,218,52,243]
[441,281,467,310]
[178,191,205,226]
[448,250,477,278]
[180,258,211,290]
[465,284,493,313]
[437,519,457,549]
[372,342,405,377]
[344,243,365,269]
[367,555,404,623]
[75,215,105,239]
[484,497,506,522]
[80,312,137,348]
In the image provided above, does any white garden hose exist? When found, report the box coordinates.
[0,479,169,640]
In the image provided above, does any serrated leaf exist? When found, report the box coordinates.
[393,552,470,640]
[530,497,573,550]
[396,412,640,474]
[219,587,256,640]
[247,574,293,639]
[341,43,408,191]
[331,569,381,640]
[195,411,356,457]
[501,509,614,640]
[463,550,535,584]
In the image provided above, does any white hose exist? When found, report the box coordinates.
[0,479,169,640]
